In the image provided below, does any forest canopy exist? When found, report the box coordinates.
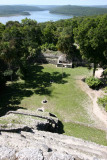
[50,5,107,16]
[0,14,107,89]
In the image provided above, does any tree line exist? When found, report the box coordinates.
[0,5,44,16]
[0,14,107,90]
[50,5,107,16]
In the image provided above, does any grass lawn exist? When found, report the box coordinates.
[0,64,107,146]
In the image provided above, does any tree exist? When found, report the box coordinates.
[74,15,107,76]
[0,23,5,40]
[57,26,80,62]
[41,22,57,46]
[0,58,6,90]
[21,18,42,60]
[0,21,23,80]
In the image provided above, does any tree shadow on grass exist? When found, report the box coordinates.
[0,83,33,116]
[0,64,70,116]
[22,64,70,95]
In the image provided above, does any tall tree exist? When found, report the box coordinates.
[74,15,107,76]
[0,22,22,66]
[21,18,42,59]
[0,21,23,80]
[57,26,79,61]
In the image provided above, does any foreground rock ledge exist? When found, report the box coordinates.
[0,109,107,160]
[0,130,107,160]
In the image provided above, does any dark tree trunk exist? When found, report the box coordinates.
[93,62,97,77]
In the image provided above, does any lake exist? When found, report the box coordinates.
[0,10,73,24]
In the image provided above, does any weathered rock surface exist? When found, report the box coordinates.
[0,109,59,133]
[49,152,75,160]
[16,148,44,160]
[0,130,107,160]
[0,146,16,160]
[36,51,62,64]
[0,110,107,160]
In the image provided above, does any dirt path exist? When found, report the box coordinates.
[95,68,103,78]
[77,69,107,132]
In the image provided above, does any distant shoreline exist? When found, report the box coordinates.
[0,10,73,18]
[0,12,31,17]
[0,5,45,17]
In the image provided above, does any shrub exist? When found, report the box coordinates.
[41,43,57,51]
[85,76,102,89]
[48,43,57,51]
[98,95,107,112]
[102,69,107,80]
[103,87,107,93]
[4,69,13,81]
[4,69,13,76]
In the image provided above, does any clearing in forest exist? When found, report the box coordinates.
[0,64,107,146]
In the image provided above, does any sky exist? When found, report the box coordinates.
[0,0,107,6]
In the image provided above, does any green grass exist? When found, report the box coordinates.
[18,65,92,123]
[63,122,107,146]
[0,64,107,145]
[98,87,107,112]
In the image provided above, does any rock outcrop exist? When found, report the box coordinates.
[0,130,107,160]
[0,109,107,160]
[0,109,59,133]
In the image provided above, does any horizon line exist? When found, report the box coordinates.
[0,4,107,6]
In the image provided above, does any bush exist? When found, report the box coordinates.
[4,69,13,76]
[102,69,107,79]
[85,76,102,89]
[41,43,57,51]
[103,87,107,93]
[98,95,107,112]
